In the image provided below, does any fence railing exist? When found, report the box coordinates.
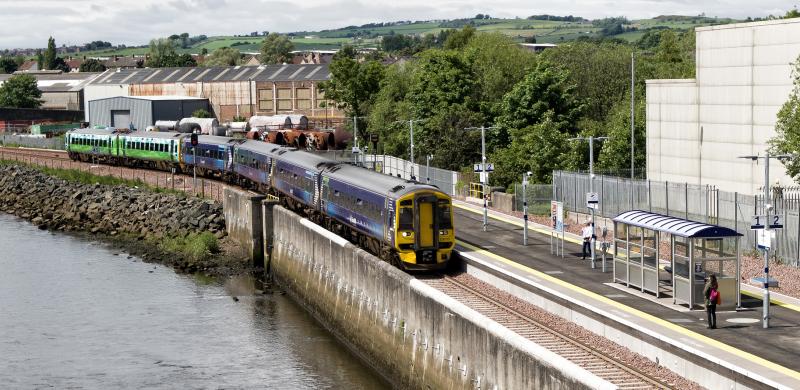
[0,134,66,150]
[553,170,800,266]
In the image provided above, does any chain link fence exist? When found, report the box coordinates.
[553,170,800,266]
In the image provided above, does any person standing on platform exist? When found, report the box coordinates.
[581,222,593,260]
[704,274,720,329]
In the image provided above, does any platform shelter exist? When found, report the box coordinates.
[612,210,742,310]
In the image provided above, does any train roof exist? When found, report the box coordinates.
[276,149,339,172]
[324,163,442,197]
[122,131,186,140]
[68,128,115,136]
[236,140,286,156]
[190,135,246,146]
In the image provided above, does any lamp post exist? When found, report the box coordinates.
[350,116,366,166]
[466,126,497,232]
[395,119,424,179]
[426,154,433,184]
[570,136,609,265]
[523,171,532,246]
[738,152,793,329]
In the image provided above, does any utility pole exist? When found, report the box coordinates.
[350,116,366,166]
[570,136,609,265]
[739,152,793,329]
[467,126,497,232]
[630,52,636,208]
[393,119,423,179]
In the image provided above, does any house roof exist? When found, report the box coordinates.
[89,64,330,85]
[613,210,742,238]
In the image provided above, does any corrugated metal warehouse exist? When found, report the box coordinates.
[88,95,209,130]
[83,64,340,123]
[0,71,101,111]
[647,18,800,194]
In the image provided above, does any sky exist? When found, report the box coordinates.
[0,0,797,49]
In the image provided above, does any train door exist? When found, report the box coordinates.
[415,194,438,250]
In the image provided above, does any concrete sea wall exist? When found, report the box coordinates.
[270,206,612,390]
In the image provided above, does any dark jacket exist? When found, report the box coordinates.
[703,282,718,307]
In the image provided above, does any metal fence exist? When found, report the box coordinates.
[513,183,556,216]
[553,170,800,266]
[0,134,65,150]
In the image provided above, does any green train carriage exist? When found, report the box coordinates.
[65,129,119,162]
[119,132,185,170]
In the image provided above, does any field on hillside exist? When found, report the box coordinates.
[64,16,740,58]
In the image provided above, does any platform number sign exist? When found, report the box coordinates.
[751,214,783,230]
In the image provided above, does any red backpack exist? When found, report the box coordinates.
[709,288,719,304]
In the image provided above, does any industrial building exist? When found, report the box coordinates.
[0,71,101,111]
[83,64,340,124]
[87,95,209,130]
[646,18,800,195]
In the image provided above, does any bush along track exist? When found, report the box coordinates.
[0,164,248,275]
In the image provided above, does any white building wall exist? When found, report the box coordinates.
[646,18,800,195]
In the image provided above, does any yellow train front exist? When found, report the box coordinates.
[392,186,455,271]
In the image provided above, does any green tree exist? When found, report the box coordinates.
[443,25,476,50]
[785,7,800,19]
[259,33,294,64]
[367,63,415,156]
[320,46,385,140]
[203,47,241,66]
[540,41,633,121]
[770,55,800,181]
[491,61,583,186]
[35,50,43,69]
[79,58,107,72]
[0,74,43,108]
[145,38,177,67]
[43,36,56,70]
[51,57,70,73]
[597,98,646,175]
[0,57,18,74]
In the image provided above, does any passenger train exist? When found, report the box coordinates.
[65,128,454,270]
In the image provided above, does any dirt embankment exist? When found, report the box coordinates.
[0,164,249,275]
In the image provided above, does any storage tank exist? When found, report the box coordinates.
[154,120,178,131]
[178,117,219,135]
[249,115,291,130]
[287,115,308,130]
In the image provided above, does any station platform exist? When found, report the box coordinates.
[452,200,800,389]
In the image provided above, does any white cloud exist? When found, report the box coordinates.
[0,0,796,49]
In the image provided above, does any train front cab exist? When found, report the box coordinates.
[395,191,454,270]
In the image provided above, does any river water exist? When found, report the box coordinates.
[0,213,387,389]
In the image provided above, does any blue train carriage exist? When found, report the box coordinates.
[65,128,118,163]
[320,165,454,270]
[181,135,244,180]
[120,131,185,171]
[231,140,284,192]
[272,149,336,215]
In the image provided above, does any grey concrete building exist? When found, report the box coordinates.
[88,95,209,130]
[647,18,800,194]
[0,71,101,111]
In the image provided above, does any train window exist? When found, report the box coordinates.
[400,200,412,206]
[438,205,452,229]
[334,190,340,197]
[398,208,413,230]
[357,199,363,206]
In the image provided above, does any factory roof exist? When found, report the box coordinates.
[89,64,330,85]
[0,71,102,92]
[89,95,208,101]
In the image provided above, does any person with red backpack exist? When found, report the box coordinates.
[704,274,720,329]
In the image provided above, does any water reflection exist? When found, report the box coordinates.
[0,213,386,389]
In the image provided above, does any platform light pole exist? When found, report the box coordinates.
[395,119,424,180]
[570,136,609,265]
[523,171,532,246]
[739,152,793,329]
[630,52,636,208]
[426,154,433,184]
[466,126,497,232]
[350,116,366,166]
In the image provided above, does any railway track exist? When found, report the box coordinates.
[422,274,675,389]
[0,146,70,161]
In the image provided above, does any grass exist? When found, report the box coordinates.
[0,159,185,196]
[160,232,220,262]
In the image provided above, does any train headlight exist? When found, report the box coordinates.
[439,230,448,235]
[402,231,412,237]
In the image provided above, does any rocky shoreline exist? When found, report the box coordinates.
[0,164,249,275]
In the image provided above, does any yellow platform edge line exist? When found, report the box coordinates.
[455,202,800,312]
[453,207,800,380]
